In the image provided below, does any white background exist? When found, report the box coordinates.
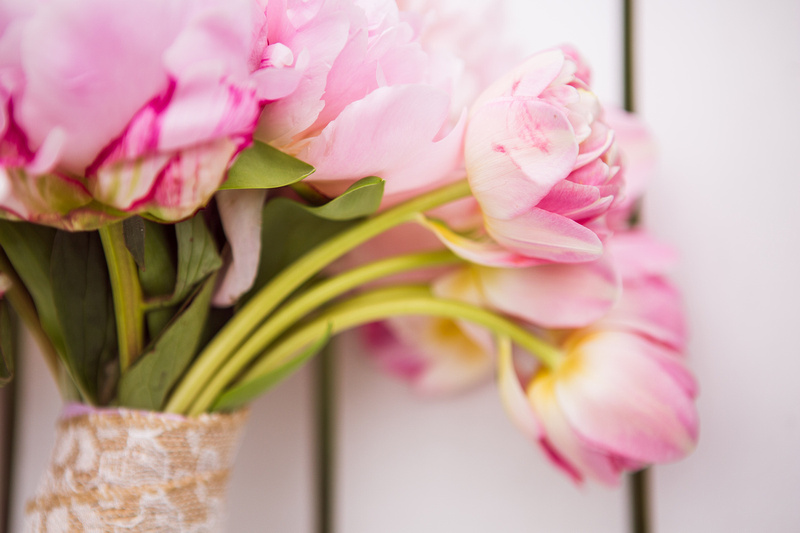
[4,0,800,531]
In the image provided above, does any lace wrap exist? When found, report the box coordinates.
[25,408,248,532]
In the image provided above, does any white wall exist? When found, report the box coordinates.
[638,1,800,531]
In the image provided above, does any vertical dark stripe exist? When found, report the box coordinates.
[629,468,651,533]
[623,1,652,532]
[623,0,636,113]
[0,315,18,533]
[314,346,335,533]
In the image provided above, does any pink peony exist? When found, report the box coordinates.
[216,0,468,304]
[249,0,465,200]
[434,47,624,266]
[0,0,260,229]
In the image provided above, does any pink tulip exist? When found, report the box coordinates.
[603,107,657,230]
[355,218,621,392]
[0,0,259,229]
[499,231,697,485]
[443,47,624,266]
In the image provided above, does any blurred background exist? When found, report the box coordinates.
[2,0,799,531]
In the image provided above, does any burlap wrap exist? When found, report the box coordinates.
[25,407,249,533]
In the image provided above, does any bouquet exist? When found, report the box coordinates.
[0,0,698,530]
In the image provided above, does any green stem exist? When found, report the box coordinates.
[211,286,560,413]
[0,250,61,386]
[166,179,472,414]
[98,222,144,372]
[184,251,462,414]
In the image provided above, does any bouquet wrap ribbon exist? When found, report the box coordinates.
[25,406,248,532]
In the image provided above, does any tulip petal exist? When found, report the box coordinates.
[477,254,619,329]
[420,215,544,268]
[486,208,604,263]
[601,277,687,351]
[382,314,494,394]
[466,98,578,220]
[555,331,698,464]
[497,335,542,441]
[529,370,623,485]
[472,48,565,108]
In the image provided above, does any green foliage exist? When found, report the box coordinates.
[298,176,384,221]
[220,141,315,190]
[211,323,332,412]
[122,216,146,269]
[0,301,14,387]
[0,222,66,358]
[171,215,223,305]
[246,177,386,300]
[50,231,117,403]
[118,275,216,410]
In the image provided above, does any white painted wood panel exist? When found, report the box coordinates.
[638,1,800,531]
[335,1,629,531]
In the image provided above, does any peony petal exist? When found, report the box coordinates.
[299,84,464,196]
[486,208,604,263]
[213,188,267,307]
[158,79,257,152]
[138,138,238,221]
[465,98,578,220]
[16,0,181,172]
[255,5,351,145]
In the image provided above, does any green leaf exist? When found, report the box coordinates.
[118,274,216,410]
[50,231,117,402]
[123,216,146,269]
[0,221,67,358]
[138,220,177,297]
[0,300,14,387]
[211,323,332,412]
[169,214,222,305]
[219,141,315,190]
[299,176,384,221]
[245,198,356,300]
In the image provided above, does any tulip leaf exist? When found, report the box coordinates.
[299,176,384,221]
[0,300,14,387]
[220,141,315,190]
[245,199,356,300]
[211,323,332,412]
[118,274,216,410]
[50,230,117,403]
[168,214,222,306]
[123,216,146,269]
[0,221,68,359]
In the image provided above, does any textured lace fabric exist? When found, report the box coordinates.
[25,408,248,533]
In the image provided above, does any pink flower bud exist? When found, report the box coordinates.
[462,47,624,265]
